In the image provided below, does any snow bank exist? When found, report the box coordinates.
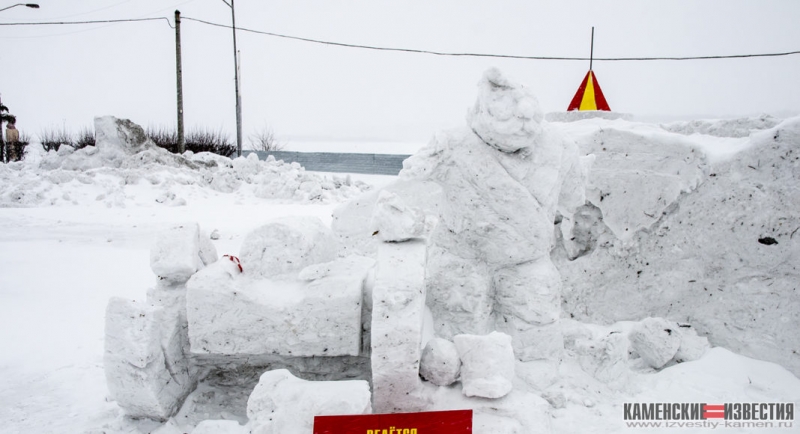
[565,123,710,243]
[560,116,800,377]
[0,116,370,208]
[660,114,780,138]
[246,369,371,434]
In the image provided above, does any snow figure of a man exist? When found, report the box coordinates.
[401,68,587,361]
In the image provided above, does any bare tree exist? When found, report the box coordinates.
[248,125,285,152]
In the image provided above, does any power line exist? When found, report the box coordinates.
[182,16,800,62]
[3,16,799,62]
[0,17,174,29]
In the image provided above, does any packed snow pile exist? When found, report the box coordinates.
[559,115,800,377]
[660,114,781,138]
[89,69,800,433]
[0,116,370,208]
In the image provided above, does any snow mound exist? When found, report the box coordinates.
[0,116,371,208]
[661,114,781,138]
[560,116,800,377]
[564,122,710,243]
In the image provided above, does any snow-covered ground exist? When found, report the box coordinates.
[0,110,798,433]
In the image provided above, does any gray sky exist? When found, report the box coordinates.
[1,0,799,144]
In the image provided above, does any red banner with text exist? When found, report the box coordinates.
[314,409,473,434]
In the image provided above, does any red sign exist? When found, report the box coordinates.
[314,409,472,434]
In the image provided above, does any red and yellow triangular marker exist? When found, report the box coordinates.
[567,70,611,111]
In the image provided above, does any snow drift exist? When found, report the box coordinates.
[0,116,371,208]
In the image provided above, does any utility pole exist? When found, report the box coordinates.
[175,10,185,153]
[231,0,243,157]
[221,0,243,157]
[589,27,595,71]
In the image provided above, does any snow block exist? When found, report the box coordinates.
[576,332,629,383]
[673,325,710,363]
[371,240,430,413]
[104,297,193,420]
[95,115,154,155]
[150,223,218,283]
[187,256,372,357]
[420,338,461,387]
[454,331,515,399]
[246,369,371,434]
[238,216,337,278]
[628,317,681,369]
[370,190,426,242]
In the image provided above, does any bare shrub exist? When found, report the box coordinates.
[73,126,95,149]
[185,128,236,157]
[39,126,72,152]
[146,126,178,153]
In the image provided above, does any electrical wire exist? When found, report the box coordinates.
[182,17,800,62]
[0,17,174,29]
[2,16,799,62]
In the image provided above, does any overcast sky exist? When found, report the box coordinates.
[1,0,799,144]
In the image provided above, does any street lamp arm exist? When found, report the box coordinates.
[220,0,232,8]
[0,3,39,12]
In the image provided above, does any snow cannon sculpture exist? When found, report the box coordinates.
[344,67,589,363]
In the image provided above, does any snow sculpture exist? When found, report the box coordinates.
[371,239,430,413]
[399,68,586,361]
[454,331,515,399]
[238,216,337,278]
[419,337,461,386]
[246,369,371,434]
[186,255,373,357]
